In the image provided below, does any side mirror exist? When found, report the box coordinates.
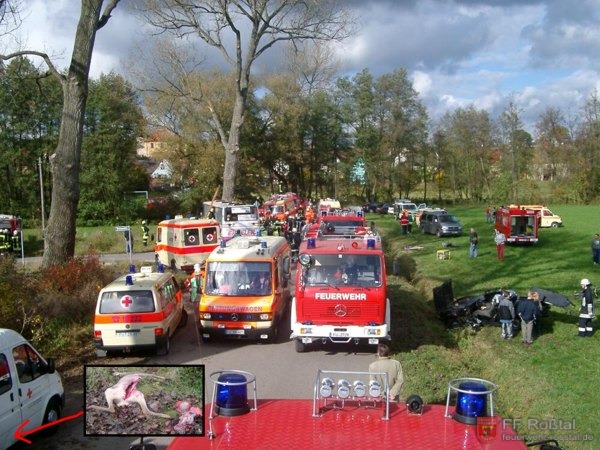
[46,358,56,374]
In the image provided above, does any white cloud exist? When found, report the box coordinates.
[3,0,599,135]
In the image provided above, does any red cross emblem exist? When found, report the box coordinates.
[26,388,33,398]
[121,295,133,308]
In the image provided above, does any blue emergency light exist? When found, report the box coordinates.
[220,239,227,248]
[453,381,487,424]
[367,238,376,249]
[125,275,133,286]
[215,373,250,416]
[307,237,316,249]
[157,263,165,273]
[129,264,136,273]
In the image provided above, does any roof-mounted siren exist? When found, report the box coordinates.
[125,275,134,286]
[367,238,376,249]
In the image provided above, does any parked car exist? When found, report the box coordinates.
[419,210,463,237]
[375,203,392,214]
[393,201,419,220]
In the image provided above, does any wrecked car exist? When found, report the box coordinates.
[432,280,572,329]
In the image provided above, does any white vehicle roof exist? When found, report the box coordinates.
[0,328,26,348]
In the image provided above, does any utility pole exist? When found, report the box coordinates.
[38,157,45,233]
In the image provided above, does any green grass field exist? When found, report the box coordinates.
[370,205,599,449]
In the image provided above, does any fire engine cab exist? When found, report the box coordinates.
[291,233,390,352]
[495,206,538,244]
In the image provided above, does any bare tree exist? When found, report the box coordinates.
[139,0,355,201]
[1,0,120,266]
[0,0,21,37]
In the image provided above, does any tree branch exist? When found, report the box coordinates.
[0,50,65,82]
[98,0,121,29]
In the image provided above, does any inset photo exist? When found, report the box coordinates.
[85,365,204,437]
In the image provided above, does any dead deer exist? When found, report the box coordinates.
[88,372,171,419]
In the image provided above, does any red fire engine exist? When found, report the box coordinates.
[165,369,531,450]
[495,206,538,244]
[291,232,390,352]
[0,214,21,234]
[303,210,367,239]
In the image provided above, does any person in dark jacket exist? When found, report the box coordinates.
[517,291,539,345]
[497,291,515,339]
[578,278,595,337]
[592,235,600,265]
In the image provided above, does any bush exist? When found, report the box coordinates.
[36,254,115,322]
[0,255,38,336]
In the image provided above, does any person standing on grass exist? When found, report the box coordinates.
[578,278,595,337]
[469,228,478,258]
[591,234,600,265]
[494,229,506,260]
[518,291,539,345]
[497,291,515,339]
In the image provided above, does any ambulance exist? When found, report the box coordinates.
[154,216,221,272]
[510,204,563,228]
[93,266,186,356]
[199,235,292,342]
[0,328,64,450]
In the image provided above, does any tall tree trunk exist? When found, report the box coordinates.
[42,0,104,266]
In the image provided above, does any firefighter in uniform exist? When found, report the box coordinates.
[11,230,21,254]
[0,229,10,253]
[141,220,150,246]
[578,278,595,337]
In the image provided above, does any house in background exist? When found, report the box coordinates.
[152,160,173,179]
[137,128,175,159]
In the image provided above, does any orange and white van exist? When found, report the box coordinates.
[93,266,186,356]
[199,235,292,342]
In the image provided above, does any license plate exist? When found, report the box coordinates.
[225,329,245,335]
[116,331,139,337]
[330,332,350,338]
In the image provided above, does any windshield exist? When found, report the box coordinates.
[303,254,382,287]
[224,205,258,222]
[205,261,272,296]
[99,290,155,313]
[323,220,364,228]
[439,215,459,223]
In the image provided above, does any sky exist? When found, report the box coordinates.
[3,0,600,135]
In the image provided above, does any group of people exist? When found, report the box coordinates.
[492,278,595,344]
[467,227,506,260]
[0,228,21,254]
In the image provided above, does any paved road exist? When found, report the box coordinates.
[19,274,379,450]
[19,251,158,267]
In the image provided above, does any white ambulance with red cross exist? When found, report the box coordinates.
[93,266,186,356]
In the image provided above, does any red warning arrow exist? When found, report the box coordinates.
[14,411,83,444]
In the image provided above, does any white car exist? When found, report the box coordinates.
[0,329,64,450]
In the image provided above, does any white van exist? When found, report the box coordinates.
[93,266,187,356]
[0,328,64,450]
[511,204,563,228]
